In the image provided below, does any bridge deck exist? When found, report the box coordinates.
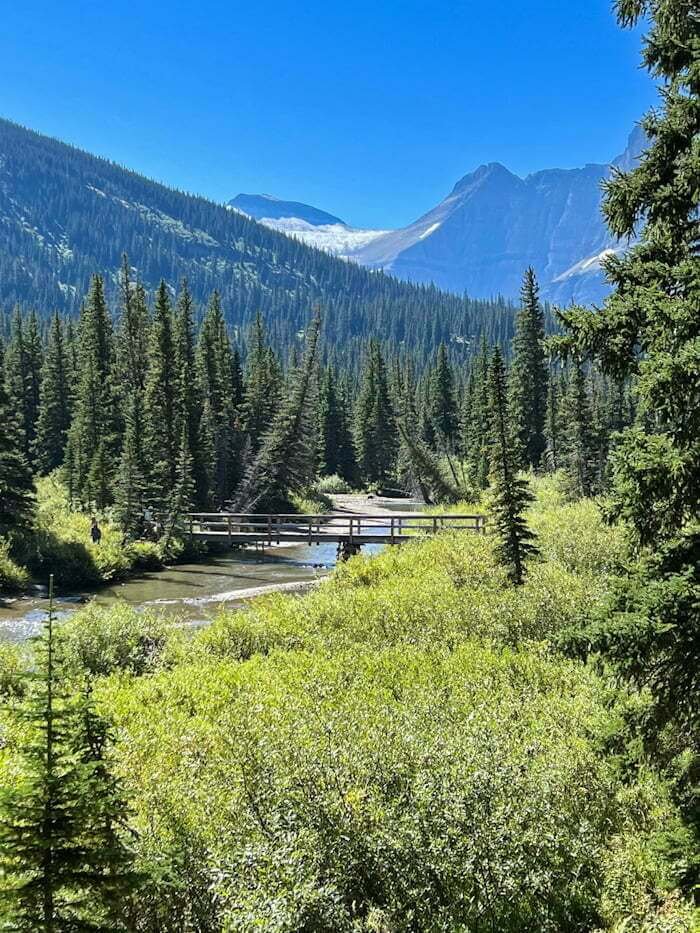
[183,512,486,547]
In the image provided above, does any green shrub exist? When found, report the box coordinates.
[313,474,353,495]
[127,540,164,571]
[0,539,29,592]
[289,487,332,515]
[101,644,647,930]
[58,603,182,679]
[0,643,29,698]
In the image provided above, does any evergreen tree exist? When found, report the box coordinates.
[509,268,548,469]
[35,314,72,475]
[318,365,356,482]
[554,0,699,746]
[353,341,397,488]
[144,281,178,506]
[428,343,459,449]
[174,280,206,508]
[487,347,538,585]
[65,276,117,506]
[196,292,238,507]
[242,312,279,453]
[463,337,491,489]
[560,363,596,499]
[114,393,148,537]
[397,422,462,505]
[0,340,34,537]
[0,577,138,930]
[544,368,561,472]
[4,308,43,468]
[234,310,322,512]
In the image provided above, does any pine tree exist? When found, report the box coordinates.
[114,392,148,537]
[318,366,355,483]
[242,312,279,453]
[65,276,117,506]
[544,368,560,472]
[554,0,699,741]
[0,577,139,930]
[509,268,548,470]
[463,338,491,489]
[397,422,462,505]
[428,343,459,449]
[560,363,596,499]
[234,310,322,512]
[174,280,206,509]
[487,347,538,585]
[353,341,397,488]
[35,314,72,475]
[144,281,178,507]
[4,308,42,468]
[196,293,238,507]
[0,340,34,537]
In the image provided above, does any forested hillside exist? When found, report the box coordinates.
[0,118,517,360]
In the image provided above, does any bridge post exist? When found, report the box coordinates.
[391,517,395,544]
[227,515,232,545]
[267,515,272,547]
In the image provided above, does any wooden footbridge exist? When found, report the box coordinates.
[184,511,486,556]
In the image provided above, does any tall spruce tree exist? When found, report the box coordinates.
[0,340,34,537]
[196,292,238,507]
[34,314,72,475]
[144,281,178,507]
[428,343,459,449]
[318,365,356,481]
[353,341,397,488]
[4,309,43,468]
[65,276,117,507]
[560,363,596,499]
[0,578,139,930]
[554,0,699,745]
[234,310,322,512]
[487,346,538,585]
[242,312,279,454]
[509,268,548,469]
[174,280,206,508]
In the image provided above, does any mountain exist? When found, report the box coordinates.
[236,128,644,305]
[352,127,644,304]
[228,194,389,257]
[228,193,346,226]
[0,117,516,360]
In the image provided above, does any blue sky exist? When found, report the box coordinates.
[1,0,655,228]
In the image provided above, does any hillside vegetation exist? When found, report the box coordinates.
[1,481,695,930]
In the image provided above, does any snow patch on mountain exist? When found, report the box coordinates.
[255,216,389,256]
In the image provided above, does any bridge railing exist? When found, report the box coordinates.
[183,512,486,543]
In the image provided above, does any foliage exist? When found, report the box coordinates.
[0,539,30,593]
[487,346,539,584]
[25,476,134,588]
[551,0,700,871]
[0,583,140,930]
[509,267,548,470]
[311,473,354,495]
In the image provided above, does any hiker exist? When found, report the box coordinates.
[90,516,102,544]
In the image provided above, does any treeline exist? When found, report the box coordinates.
[1,258,632,544]
[0,114,526,365]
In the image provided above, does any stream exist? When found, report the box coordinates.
[0,499,424,643]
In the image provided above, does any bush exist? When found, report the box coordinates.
[313,474,353,495]
[59,603,182,679]
[0,643,29,698]
[101,644,675,931]
[23,476,131,588]
[289,487,332,515]
[127,540,164,571]
[0,539,29,593]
